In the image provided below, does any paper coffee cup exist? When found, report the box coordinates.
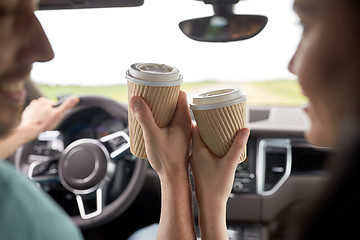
[190,88,247,163]
[126,63,183,159]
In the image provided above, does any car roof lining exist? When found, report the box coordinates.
[38,0,144,10]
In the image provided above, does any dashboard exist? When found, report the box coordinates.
[60,107,126,143]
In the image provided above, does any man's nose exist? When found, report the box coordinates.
[16,10,54,64]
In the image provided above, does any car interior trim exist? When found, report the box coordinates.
[38,0,144,10]
[256,138,292,196]
[76,188,103,219]
[99,130,130,159]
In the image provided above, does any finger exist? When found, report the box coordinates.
[191,124,208,150]
[56,96,80,112]
[129,95,159,137]
[172,91,191,129]
[225,128,250,164]
[31,97,52,106]
[37,96,51,102]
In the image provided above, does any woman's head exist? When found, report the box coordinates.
[288,0,360,148]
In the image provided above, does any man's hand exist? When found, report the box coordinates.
[18,96,79,142]
[0,96,79,159]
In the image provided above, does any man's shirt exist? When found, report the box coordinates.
[0,160,83,240]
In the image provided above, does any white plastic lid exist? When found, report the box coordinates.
[190,88,247,110]
[126,63,183,86]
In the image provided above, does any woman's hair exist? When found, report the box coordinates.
[350,0,360,8]
[286,125,360,240]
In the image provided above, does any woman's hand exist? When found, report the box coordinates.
[129,90,196,240]
[129,90,192,181]
[191,125,250,205]
[190,124,249,240]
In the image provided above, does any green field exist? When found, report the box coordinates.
[38,80,307,106]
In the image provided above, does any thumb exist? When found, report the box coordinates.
[225,128,250,164]
[191,124,208,151]
[129,96,159,137]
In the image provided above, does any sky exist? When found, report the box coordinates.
[32,0,301,86]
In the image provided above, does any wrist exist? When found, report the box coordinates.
[196,189,229,210]
[198,201,228,240]
[156,168,196,240]
[159,169,191,191]
[198,197,227,216]
[10,127,33,145]
[14,125,38,144]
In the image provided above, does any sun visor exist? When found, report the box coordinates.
[38,0,144,10]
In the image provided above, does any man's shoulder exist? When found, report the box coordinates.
[0,160,83,240]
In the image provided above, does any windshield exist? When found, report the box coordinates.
[32,0,305,106]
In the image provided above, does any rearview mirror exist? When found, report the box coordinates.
[179,15,268,42]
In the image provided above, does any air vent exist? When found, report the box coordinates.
[257,139,291,196]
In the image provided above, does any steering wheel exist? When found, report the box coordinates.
[15,96,147,229]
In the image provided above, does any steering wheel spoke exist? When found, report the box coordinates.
[76,188,104,219]
[99,129,130,160]
[27,160,60,184]
[26,131,65,185]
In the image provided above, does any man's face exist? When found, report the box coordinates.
[0,0,54,137]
